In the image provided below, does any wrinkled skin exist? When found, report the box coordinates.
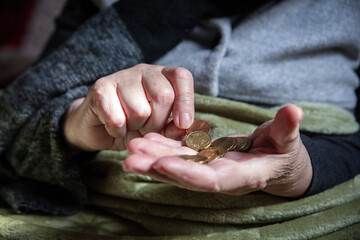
[63,64,312,197]
[63,64,194,151]
[124,105,313,197]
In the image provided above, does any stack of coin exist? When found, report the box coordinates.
[179,119,253,164]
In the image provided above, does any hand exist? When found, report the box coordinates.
[63,64,194,151]
[123,105,313,197]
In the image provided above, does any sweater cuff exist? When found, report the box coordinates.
[300,131,360,197]
[300,134,325,196]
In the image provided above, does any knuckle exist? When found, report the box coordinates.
[90,79,109,102]
[156,88,175,106]
[171,67,193,81]
[134,63,150,71]
[92,78,108,92]
[89,81,106,109]
[104,122,126,139]
[133,104,151,120]
[173,67,192,79]
[89,80,111,111]
[126,138,143,153]
[106,117,126,129]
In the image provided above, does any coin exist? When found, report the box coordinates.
[198,147,225,163]
[185,131,212,151]
[178,154,208,162]
[186,119,211,135]
[234,137,253,152]
[210,137,237,152]
[181,119,253,164]
[242,138,253,152]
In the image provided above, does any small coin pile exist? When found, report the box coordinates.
[178,119,253,164]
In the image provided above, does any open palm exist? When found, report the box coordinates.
[123,105,313,197]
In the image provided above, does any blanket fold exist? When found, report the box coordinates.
[1,94,359,239]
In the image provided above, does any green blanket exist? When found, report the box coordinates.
[1,94,359,239]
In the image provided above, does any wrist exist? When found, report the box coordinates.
[63,98,89,152]
[263,143,313,197]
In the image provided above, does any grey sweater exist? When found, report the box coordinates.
[0,0,359,214]
[156,0,360,110]
[0,0,255,214]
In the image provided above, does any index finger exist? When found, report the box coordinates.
[162,67,194,129]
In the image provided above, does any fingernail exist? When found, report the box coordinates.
[180,112,192,129]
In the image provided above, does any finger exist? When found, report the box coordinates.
[152,151,272,194]
[210,153,271,194]
[123,154,190,186]
[227,133,252,138]
[123,153,159,173]
[110,130,142,151]
[152,157,220,192]
[143,132,184,148]
[89,79,127,138]
[139,71,175,135]
[154,159,216,192]
[162,67,194,129]
[127,136,195,157]
[117,73,151,131]
[270,104,303,153]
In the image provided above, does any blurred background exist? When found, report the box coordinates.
[0,0,66,88]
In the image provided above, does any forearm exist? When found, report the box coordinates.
[0,6,142,214]
[0,0,227,214]
[0,6,143,156]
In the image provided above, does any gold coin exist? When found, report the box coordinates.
[185,131,212,151]
[210,137,237,152]
[186,119,211,134]
[198,147,225,163]
[178,154,208,162]
[242,138,253,152]
[234,137,253,152]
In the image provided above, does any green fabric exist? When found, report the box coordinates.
[1,94,359,239]
[194,94,359,135]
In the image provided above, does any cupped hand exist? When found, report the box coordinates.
[63,64,194,151]
[123,104,313,197]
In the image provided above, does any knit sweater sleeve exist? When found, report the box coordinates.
[300,129,360,197]
[0,0,251,214]
[0,6,144,214]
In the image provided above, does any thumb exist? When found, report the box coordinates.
[162,67,194,129]
[270,104,304,153]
